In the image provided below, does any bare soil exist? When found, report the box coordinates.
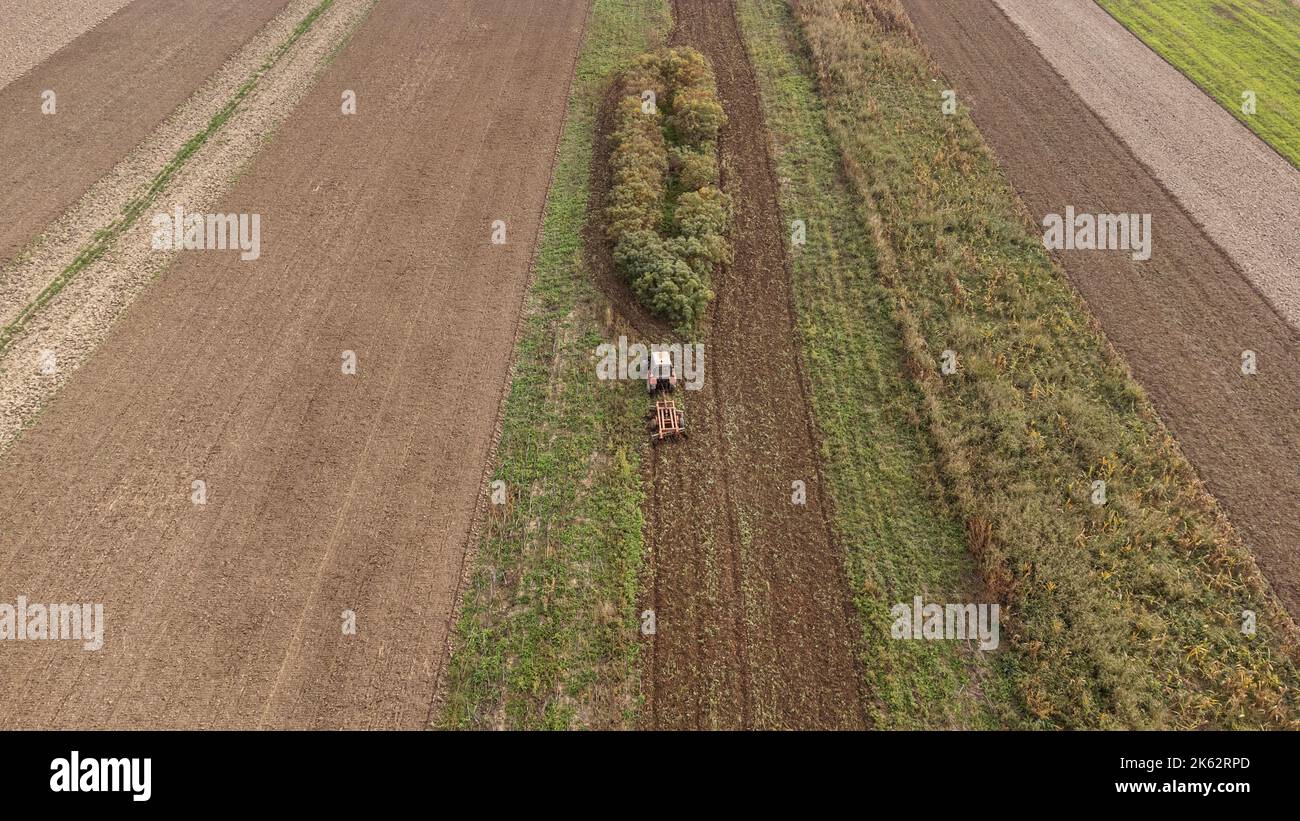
[900,0,1300,616]
[992,0,1300,330]
[0,0,134,90]
[633,0,869,729]
[0,0,377,449]
[0,0,292,266]
[0,0,588,729]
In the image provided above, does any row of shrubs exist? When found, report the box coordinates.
[605,47,731,328]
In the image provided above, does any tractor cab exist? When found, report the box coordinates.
[646,349,678,394]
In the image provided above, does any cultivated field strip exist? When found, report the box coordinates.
[0,0,135,90]
[900,0,1300,615]
[0,0,588,729]
[0,0,293,266]
[436,0,669,729]
[1097,0,1300,170]
[641,0,868,729]
[0,0,378,449]
[993,0,1300,331]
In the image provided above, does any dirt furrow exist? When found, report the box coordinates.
[640,0,868,729]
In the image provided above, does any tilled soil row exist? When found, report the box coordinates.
[0,0,293,266]
[899,0,1300,616]
[0,0,377,449]
[0,0,134,90]
[0,0,588,728]
[992,0,1300,331]
[638,0,868,729]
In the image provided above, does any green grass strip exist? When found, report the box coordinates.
[781,0,1299,728]
[1098,0,1300,169]
[439,0,671,730]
